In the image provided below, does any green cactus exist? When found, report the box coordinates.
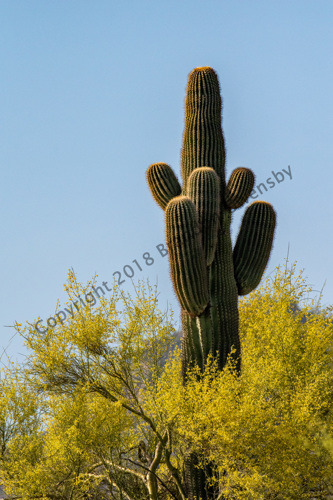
[146,67,276,499]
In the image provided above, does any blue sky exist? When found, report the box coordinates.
[1,1,333,361]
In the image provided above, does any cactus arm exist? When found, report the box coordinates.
[225,167,255,209]
[146,163,181,210]
[181,310,204,377]
[187,167,220,266]
[233,201,276,296]
[165,196,209,316]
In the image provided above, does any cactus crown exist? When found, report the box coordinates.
[181,67,225,188]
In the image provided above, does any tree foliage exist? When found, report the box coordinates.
[1,274,182,500]
[162,263,333,499]
[1,263,333,499]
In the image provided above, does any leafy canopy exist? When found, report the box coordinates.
[1,263,332,499]
[163,262,333,499]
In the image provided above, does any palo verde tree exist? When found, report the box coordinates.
[146,67,276,499]
[1,264,332,499]
[159,263,333,499]
[2,274,184,500]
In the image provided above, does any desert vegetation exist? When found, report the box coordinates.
[0,263,332,499]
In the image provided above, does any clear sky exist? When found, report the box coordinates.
[1,1,333,361]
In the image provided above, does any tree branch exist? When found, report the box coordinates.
[126,458,179,500]
[164,428,186,500]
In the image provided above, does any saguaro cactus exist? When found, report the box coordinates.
[147,66,275,374]
[146,67,276,498]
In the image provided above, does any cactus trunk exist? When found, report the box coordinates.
[181,211,240,375]
[147,66,276,500]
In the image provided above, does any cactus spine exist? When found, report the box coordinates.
[146,67,276,499]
